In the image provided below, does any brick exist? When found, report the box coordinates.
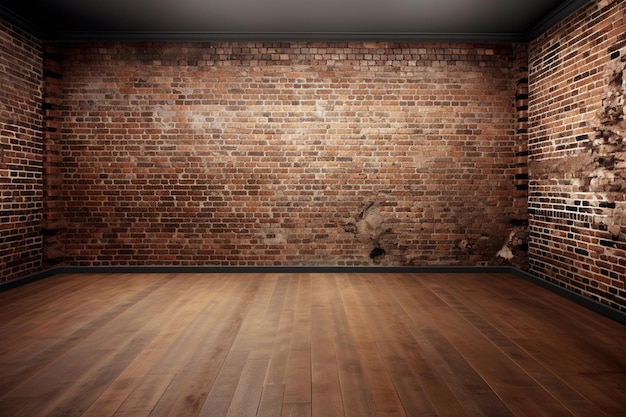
[31,39,529,270]
[528,0,626,312]
[0,18,44,283]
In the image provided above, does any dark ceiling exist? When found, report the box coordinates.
[0,0,592,42]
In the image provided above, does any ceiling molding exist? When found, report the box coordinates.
[0,4,43,38]
[39,31,529,43]
[0,0,594,43]
[526,0,593,40]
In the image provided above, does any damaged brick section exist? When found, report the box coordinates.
[344,201,393,264]
[493,219,529,270]
[593,201,626,246]
[585,56,626,246]
[527,1,626,313]
[585,57,626,192]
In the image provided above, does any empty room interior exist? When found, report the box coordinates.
[1,0,626,416]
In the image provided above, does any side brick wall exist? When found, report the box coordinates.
[528,0,626,312]
[0,18,44,283]
[49,41,528,267]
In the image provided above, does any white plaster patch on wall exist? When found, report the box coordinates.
[496,231,517,260]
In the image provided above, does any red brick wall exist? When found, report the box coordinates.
[48,41,527,267]
[528,0,626,312]
[0,18,44,283]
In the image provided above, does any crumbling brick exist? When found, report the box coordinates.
[528,0,626,313]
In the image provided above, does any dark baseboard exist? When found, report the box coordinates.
[47,264,513,275]
[3,264,625,325]
[0,267,60,292]
[0,264,510,291]
[508,268,626,326]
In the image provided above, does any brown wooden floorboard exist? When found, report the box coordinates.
[1,272,625,417]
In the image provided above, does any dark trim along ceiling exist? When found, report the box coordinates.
[0,0,592,42]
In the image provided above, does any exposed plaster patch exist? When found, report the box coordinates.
[356,201,385,237]
[598,0,617,9]
[496,231,518,260]
[344,201,391,263]
[586,57,626,192]
[496,245,514,260]
[532,56,626,197]
[595,201,626,243]
[457,239,471,251]
[492,223,529,269]
[263,231,286,246]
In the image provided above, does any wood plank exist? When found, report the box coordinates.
[0,274,93,317]
[109,373,174,417]
[310,275,344,417]
[229,274,275,356]
[87,274,231,417]
[332,274,377,417]
[376,341,439,417]
[0,271,625,417]
[148,275,257,417]
[196,350,249,417]
[420,277,578,417]
[0,274,178,417]
[282,274,312,406]
[430,273,614,417]
[50,274,213,417]
[428,273,626,415]
[250,275,288,360]
[355,274,469,417]
[225,358,269,417]
[334,274,406,417]
[0,273,153,366]
[281,402,312,417]
[256,384,285,417]
[264,276,298,386]
[382,273,516,417]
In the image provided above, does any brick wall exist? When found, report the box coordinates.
[528,0,626,312]
[0,18,43,283]
[48,41,527,267]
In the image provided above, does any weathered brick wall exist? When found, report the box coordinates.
[49,41,527,267]
[0,18,44,283]
[528,0,626,312]
[42,46,66,268]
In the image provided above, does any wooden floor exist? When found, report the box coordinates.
[0,272,625,417]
